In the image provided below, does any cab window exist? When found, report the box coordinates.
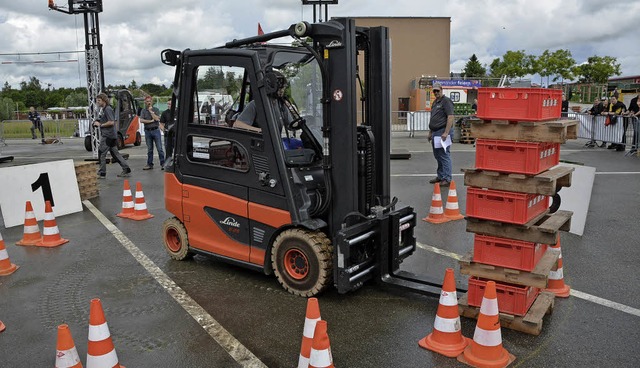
[190,65,244,126]
[187,135,249,172]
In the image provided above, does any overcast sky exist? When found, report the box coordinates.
[1,0,639,90]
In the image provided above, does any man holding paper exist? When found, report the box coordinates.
[427,83,454,187]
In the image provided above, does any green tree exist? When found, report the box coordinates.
[224,71,240,97]
[462,54,486,78]
[65,91,88,107]
[489,51,535,80]
[128,80,138,90]
[489,58,505,78]
[0,97,15,120]
[573,56,621,84]
[139,83,166,96]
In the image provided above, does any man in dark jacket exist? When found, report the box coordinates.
[28,107,45,143]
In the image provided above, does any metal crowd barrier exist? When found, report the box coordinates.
[0,119,72,143]
[390,111,431,137]
[569,112,639,155]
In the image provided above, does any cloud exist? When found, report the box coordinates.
[1,0,638,90]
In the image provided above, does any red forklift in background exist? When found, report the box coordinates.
[160,18,456,297]
[83,89,141,151]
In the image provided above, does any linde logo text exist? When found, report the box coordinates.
[220,217,241,228]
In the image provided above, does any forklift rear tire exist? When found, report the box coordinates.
[163,217,193,260]
[84,135,92,151]
[116,133,125,150]
[271,228,333,297]
[134,132,141,146]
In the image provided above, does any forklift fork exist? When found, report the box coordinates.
[335,206,467,297]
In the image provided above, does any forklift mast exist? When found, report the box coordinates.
[49,1,106,158]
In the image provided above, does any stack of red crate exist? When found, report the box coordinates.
[465,87,562,316]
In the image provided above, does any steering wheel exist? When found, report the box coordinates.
[287,116,305,131]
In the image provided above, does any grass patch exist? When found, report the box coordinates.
[2,120,79,138]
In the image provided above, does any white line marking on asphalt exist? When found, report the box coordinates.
[569,290,640,318]
[416,242,464,261]
[83,200,267,368]
[392,171,640,177]
[416,241,640,318]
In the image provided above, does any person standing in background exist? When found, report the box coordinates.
[139,95,165,170]
[427,83,454,187]
[28,106,45,143]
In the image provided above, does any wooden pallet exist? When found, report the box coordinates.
[463,165,574,196]
[466,210,572,245]
[459,248,560,288]
[468,118,577,143]
[74,161,99,200]
[458,291,555,336]
[459,127,476,144]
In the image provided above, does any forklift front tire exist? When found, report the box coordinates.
[163,217,193,260]
[84,135,92,151]
[271,228,333,297]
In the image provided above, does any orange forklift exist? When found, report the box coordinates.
[160,18,451,297]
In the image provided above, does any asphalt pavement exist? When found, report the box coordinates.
[0,133,639,367]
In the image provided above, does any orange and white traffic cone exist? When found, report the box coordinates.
[419,268,470,357]
[544,236,570,298]
[116,180,135,219]
[40,201,69,248]
[309,320,334,368]
[298,297,321,368]
[0,320,5,332]
[0,231,19,276]
[15,201,42,246]
[56,324,83,368]
[423,183,451,224]
[444,180,464,221]
[87,298,124,368]
[128,182,154,221]
[458,281,515,368]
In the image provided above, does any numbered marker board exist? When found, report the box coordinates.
[0,159,83,228]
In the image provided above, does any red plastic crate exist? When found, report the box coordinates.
[466,187,548,225]
[467,277,540,316]
[475,139,560,175]
[477,88,562,121]
[473,234,548,271]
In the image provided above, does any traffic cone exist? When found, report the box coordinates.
[15,201,42,246]
[0,231,19,276]
[309,320,334,368]
[423,183,451,224]
[40,201,69,248]
[419,268,470,357]
[56,324,83,368]
[297,298,321,368]
[444,180,464,221]
[87,298,124,368]
[544,236,570,298]
[0,320,5,332]
[128,182,154,221]
[458,281,515,368]
[116,180,135,219]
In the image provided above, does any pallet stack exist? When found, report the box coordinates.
[74,161,99,200]
[457,88,578,335]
